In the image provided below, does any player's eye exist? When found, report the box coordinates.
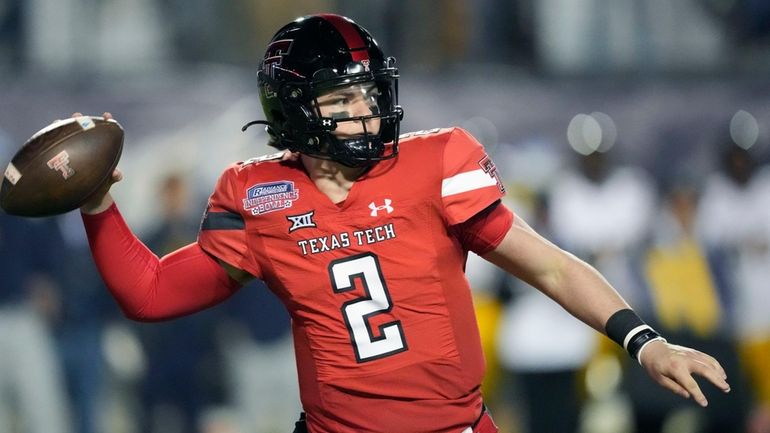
[320,95,351,107]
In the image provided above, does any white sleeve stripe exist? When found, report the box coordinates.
[441,169,497,197]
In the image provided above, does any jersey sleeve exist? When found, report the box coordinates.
[198,164,262,279]
[441,128,507,225]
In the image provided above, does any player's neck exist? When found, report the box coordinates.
[301,155,367,203]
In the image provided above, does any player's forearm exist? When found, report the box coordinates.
[81,203,240,321]
[483,218,629,333]
[538,251,631,332]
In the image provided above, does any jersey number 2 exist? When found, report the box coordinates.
[329,252,408,362]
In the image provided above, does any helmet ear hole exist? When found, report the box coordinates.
[270,109,286,126]
[280,86,304,102]
[263,110,286,146]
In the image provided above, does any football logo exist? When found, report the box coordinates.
[47,150,76,180]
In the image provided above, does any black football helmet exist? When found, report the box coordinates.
[244,14,404,167]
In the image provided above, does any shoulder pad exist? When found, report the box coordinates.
[399,128,444,139]
[240,150,287,167]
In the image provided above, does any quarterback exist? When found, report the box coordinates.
[79,14,730,433]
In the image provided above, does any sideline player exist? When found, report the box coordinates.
[78,14,730,433]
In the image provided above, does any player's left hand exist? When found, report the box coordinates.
[639,340,731,407]
[70,111,124,214]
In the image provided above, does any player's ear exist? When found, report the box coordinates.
[281,151,301,161]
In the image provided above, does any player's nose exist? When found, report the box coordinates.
[344,98,380,134]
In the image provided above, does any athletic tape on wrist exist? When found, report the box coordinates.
[636,336,667,366]
[623,324,652,351]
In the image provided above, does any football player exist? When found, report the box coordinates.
[79,14,730,433]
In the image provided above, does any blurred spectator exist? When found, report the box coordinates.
[549,150,655,312]
[51,211,118,433]
[496,192,594,433]
[0,0,23,72]
[0,212,72,433]
[645,180,722,336]
[470,0,535,66]
[627,177,748,432]
[464,250,506,405]
[0,127,72,432]
[701,0,770,43]
[139,173,226,433]
[534,0,727,73]
[697,144,770,433]
[547,149,656,432]
[217,282,298,433]
[145,174,201,253]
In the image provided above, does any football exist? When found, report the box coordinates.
[0,116,124,217]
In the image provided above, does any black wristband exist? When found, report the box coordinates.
[605,308,663,360]
[605,309,645,347]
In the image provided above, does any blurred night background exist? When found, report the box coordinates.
[2,1,770,433]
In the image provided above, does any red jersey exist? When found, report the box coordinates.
[199,127,506,433]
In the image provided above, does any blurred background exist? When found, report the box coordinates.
[2,1,770,432]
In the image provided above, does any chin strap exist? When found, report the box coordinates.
[241,119,273,132]
[242,119,293,150]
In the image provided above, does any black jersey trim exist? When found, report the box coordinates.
[201,211,245,230]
